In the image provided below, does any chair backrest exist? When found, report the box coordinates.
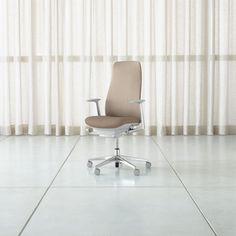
[105,61,142,119]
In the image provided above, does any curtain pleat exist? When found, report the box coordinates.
[1,0,11,135]
[218,0,229,135]
[64,0,73,135]
[183,0,190,135]
[43,0,52,134]
[207,0,215,135]
[14,0,23,135]
[195,0,202,135]
[27,0,35,134]
[155,0,167,136]
[0,0,236,136]
[170,0,177,135]
[54,0,61,136]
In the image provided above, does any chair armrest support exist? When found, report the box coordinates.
[87,98,101,116]
[128,99,145,130]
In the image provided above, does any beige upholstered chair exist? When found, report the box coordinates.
[85,61,151,176]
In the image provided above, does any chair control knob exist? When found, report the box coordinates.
[134,169,140,176]
[87,161,93,168]
[95,168,100,175]
[115,162,119,168]
[146,162,151,168]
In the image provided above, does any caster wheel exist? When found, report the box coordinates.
[87,160,93,168]
[94,168,100,175]
[134,169,140,176]
[146,161,151,168]
[115,162,119,168]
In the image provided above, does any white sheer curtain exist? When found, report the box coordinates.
[0,0,236,136]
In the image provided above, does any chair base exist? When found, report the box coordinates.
[87,144,151,176]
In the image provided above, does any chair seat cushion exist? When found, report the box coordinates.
[85,116,140,128]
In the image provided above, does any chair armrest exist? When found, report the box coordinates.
[86,98,101,116]
[129,99,145,104]
[128,99,145,129]
[87,98,101,103]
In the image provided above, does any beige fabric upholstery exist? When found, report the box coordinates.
[85,116,140,128]
[105,61,141,119]
[85,61,142,129]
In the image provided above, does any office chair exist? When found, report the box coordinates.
[85,61,151,176]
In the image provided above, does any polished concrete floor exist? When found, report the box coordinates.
[0,135,235,236]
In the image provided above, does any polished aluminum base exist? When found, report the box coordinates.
[87,138,151,176]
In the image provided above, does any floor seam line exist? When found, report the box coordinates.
[151,136,218,236]
[17,136,80,236]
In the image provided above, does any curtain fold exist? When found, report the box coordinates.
[0,0,236,136]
